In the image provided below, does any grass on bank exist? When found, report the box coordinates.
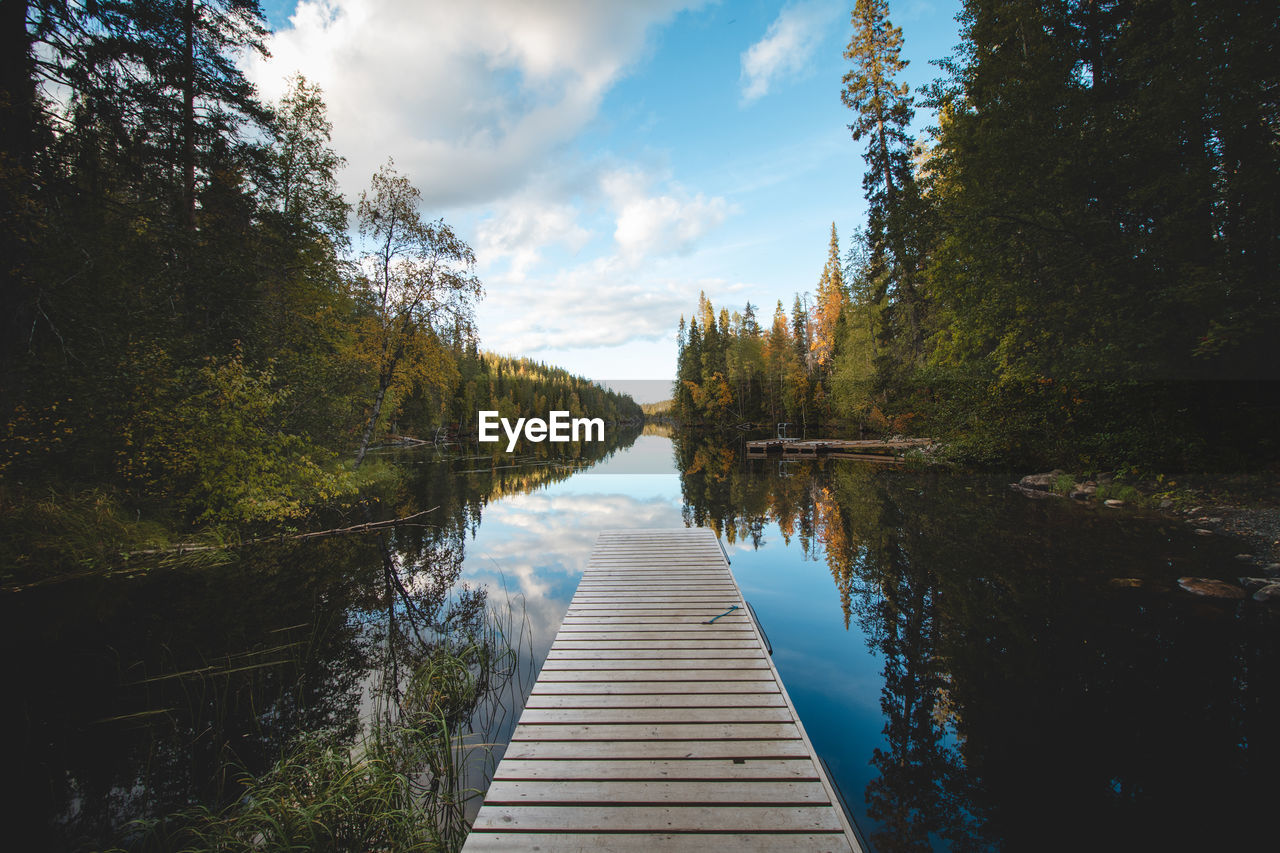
[0,458,401,589]
[120,630,517,853]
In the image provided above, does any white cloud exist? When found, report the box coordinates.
[481,256,690,352]
[246,0,704,207]
[739,0,840,104]
[475,198,591,281]
[604,168,729,259]
[248,2,736,365]
[469,164,730,354]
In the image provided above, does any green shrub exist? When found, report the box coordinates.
[1096,483,1144,505]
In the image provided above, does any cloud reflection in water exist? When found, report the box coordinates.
[461,445,684,659]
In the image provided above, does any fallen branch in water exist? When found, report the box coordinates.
[3,509,441,593]
[276,507,439,542]
[119,508,440,558]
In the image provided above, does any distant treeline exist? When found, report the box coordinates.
[641,400,674,417]
[676,0,1278,470]
[431,352,643,440]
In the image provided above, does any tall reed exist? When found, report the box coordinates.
[120,597,522,852]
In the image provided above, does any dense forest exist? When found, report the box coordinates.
[441,352,642,441]
[674,0,1279,470]
[0,1,636,573]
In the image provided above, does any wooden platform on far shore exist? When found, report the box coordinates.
[460,528,862,852]
[746,437,932,459]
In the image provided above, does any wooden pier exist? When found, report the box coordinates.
[746,437,932,460]
[461,528,862,852]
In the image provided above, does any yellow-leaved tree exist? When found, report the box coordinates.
[352,161,482,466]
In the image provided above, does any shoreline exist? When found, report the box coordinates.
[1011,467,1280,597]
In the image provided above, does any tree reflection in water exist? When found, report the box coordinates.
[1,427,640,850]
[674,430,1278,851]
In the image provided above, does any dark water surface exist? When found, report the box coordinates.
[3,429,1276,850]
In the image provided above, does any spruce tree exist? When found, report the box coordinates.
[842,0,926,373]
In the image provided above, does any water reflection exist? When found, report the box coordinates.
[460,433,686,690]
[0,426,643,850]
[676,431,1279,851]
[9,427,1276,851]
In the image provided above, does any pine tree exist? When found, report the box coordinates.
[811,223,846,370]
[842,0,927,368]
[791,293,811,369]
[677,317,703,421]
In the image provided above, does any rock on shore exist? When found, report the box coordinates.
[1177,577,1246,599]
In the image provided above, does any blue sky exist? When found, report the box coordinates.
[250,1,963,401]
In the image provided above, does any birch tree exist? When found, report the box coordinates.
[352,161,481,466]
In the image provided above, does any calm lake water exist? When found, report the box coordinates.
[4,428,1277,850]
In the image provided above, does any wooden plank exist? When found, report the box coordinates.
[563,610,750,617]
[576,577,729,583]
[588,552,724,557]
[591,542,723,547]
[568,597,741,603]
[555,626,753,634]
[575,577,734,582]
[559,613,740,621]
[501,739,813,760]
[566,603,743,609]
[583,559,723,563]
[572,583,738,589]
[576,578,737,584]
[552,629,755,639]
[585,563,727,568]
[562,617,751,624]
[545,649,762,660]
[587,550,723,555]
[578,579,731,584]
[560,617,750,625]
[548,640,762,650]
[483,780,830,805]
[568,592,738,599]
[575,579,729,584]
[585,563,725,568]
[530,680,779,695]
[535,653,762,666]
[565,612,752,617]
[470,805,844,833]
[553,632,755,641]
[571,588,739,595]
[570,592,740,598]
[555,622,752,627]
[582,560,723,565]
[517,707,793,724]
[588,550,724,554]
[523,693,787,709]
[590,543,723,549]
[463,833,853,852]
[535,670,771,682]
[586,561,725,567]
[492,758,819,781]
[556,623,751,631]
[511,722,800,741]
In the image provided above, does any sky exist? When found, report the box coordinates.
[248,1,964,402]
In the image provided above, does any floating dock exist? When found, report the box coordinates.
[461,528,862,852]
[745,437,932,460]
